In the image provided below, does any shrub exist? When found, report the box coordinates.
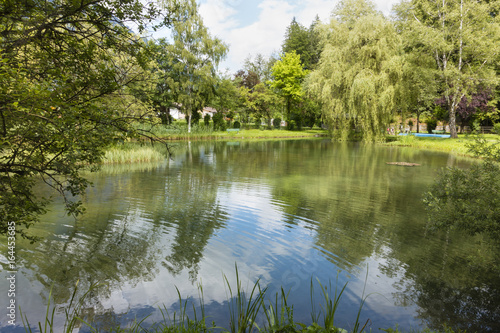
[424,161,500,240]
[287,120,296,131]
[426,118,437,133]
[233,121,241,129]
[273,118,281,129]
[188,111,201,125]
[212,112,226,131]
[493,123,500,135]
[204,113,211,127]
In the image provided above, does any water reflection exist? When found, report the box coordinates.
[0,140,498,332]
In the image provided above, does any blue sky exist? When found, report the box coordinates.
[195,0,402,73]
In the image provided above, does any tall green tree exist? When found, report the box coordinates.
[164,0,227,133]
[149,39,176,125]
[248,83,281,128]
[333,0,378,28]
[211,72,240,115]
[0,0,181,239]
[282,17,322,70]
[306,2,403,142]
[269,51,308,123]
[243,53,277,85]
[395,0,500,138]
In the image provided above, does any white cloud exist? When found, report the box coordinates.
[294,0,335,24]
[199,0,403,73]
[222,0,294,69]
[199,0,239,38]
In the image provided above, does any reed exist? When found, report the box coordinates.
[224,264,267,333]
[20,280,98,333]
[21,269,463,333]
[103,146,165,164]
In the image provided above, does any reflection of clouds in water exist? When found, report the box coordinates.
[98,179,319,312]
[343,254,420,330]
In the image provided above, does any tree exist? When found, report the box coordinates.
[249,83,280,128]
[436,87,496,132]
[211,72,240,116]
[243,54,277,84]
[425,132,500,241]
[0,0,181,239]
[395,0,500,138]
[397,51,438,133]
[424,160,500,240]
[163,0,227,133]
[305,3,403,142]
[282,16,322,71]
[333,0,378,28]
[234,69,261,90]
[269,51,308,123]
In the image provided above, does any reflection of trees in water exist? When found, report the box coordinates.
[205,141,436,273]
[384,227,500,332]
[188,140,499,332]
[160,164,228,281]
[15,156,229,306]
[9,140,499,332]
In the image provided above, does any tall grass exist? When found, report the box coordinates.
[133,122,328,141]
[20,280,98,333]
[103,146,165,164]
[224,265,267,333]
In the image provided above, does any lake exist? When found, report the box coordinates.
[1,139,499,332]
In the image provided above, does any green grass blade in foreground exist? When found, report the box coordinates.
[224,264,267,333]
[262,287,298,332]
[21,281,101,333]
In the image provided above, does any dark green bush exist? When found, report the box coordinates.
[426,119,437,133]
[493,123,500,135]
[189,111,201,125]
[213,112,226,131]
[233,121,241,129]
[204,113,211,127]
[273,118,281,129]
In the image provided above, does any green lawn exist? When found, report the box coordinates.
[135,122,329,141]
[385,133,500,157]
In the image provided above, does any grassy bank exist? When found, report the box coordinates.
[385,133,500,157]
[100,126,328,165]
[21,268,466,333]
[103,126,500,165]
[135,123,329,141]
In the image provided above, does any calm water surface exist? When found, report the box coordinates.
[1,140,499,332]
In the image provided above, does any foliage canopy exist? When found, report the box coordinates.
[306,8,403,142]
[0,0,183,239]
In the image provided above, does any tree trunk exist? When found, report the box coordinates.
[448,103,458,138]
[188,113,192,133]
[416,110,420,133]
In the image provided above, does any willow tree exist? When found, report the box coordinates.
[395,0,500,138]
[306,7,403,142]
[164,0,227,133]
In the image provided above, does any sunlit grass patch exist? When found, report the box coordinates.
[385,134,484,156]
[103,146,165,164]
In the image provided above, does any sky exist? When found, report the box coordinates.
[193,0,402,74]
